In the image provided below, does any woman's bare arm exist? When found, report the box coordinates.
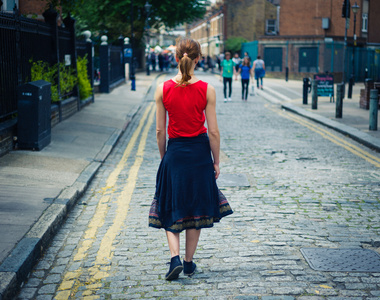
[205,84,220,179]
[155,83,166,159]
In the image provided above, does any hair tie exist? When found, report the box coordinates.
[183,53,188,57]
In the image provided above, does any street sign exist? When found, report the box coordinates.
[314,73,334,100]
[124,48,132,58]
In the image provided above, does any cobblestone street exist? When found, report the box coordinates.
[16,72,380,300]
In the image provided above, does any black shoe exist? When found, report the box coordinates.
[183,260,196,276]
[165,255,183,281]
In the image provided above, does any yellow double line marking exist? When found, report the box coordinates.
[278,109,380,168]
[55,102,156,299]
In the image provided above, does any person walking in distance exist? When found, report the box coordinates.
[220,52,235,102]
[237,57,252,101]
[232,53,241,80]
[149,37,233,281]
[253,55,265,90]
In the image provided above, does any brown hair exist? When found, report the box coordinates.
[175,37,202,87]
[242,57,251,67]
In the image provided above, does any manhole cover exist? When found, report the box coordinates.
[300,248,380,272]
[217,173,250,187]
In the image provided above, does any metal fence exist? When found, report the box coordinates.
[0,8,95,123]
[0,10,54,120]
[109,45,125,86]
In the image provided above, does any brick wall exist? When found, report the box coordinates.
[19,0,49,18]
[279,0,363,39]
[368,0,380,43]
[224,0,277,41]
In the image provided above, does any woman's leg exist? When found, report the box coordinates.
[241,79,245,99]
[223,77,227,99]
[260,77,263,89]
[184,229,201,262]
[244,79,249,99]
[166,231,180,258]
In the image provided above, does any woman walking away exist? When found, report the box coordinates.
[253,55,265,90]
[149,37,233,281]
[220,52,235,102]
[238,57,252,101]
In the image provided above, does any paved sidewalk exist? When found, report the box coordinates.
[256,78,380,151]
[0,72,160,299]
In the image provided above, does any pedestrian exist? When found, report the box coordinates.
[158,52,164,72]
[253,55,265,90]
[237,56,252,101]
[220,51,235,102]
[151,52,156,71]
[232,53,241,80]
[244,51,251,61]
[149,37,233,281]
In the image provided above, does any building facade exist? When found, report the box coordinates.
[224,0,279,41]
[259,0,380,81]
[188,8,224,58]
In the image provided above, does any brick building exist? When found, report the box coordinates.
[224,0,279,41]
[188,6,224,58]
[1,0,48,20]
[259,0,380,81]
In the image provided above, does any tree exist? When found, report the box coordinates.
[64,0,207,45]
[225,37,248,54]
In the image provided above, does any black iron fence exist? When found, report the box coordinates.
[0,10,54,121]
[0,7,97,123]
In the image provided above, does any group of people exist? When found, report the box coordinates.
[147,51,176,72]
[220,52,265,102]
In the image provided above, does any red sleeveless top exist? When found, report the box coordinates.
[163,79,208,139]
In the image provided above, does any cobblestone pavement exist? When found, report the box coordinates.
[16,72,380,300]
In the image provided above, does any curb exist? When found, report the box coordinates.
[257,89,380,152]
[0,74,160,300]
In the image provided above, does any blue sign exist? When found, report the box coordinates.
[124,48,132,58]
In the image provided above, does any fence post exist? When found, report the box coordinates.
[63,13,80,111]
[99,35,110,93]
[369,89,379,131]
[43,5,60,101]
[336,83,343,118]
[84,30,94,102]
[13,5,23,87]
[311,80,318,109]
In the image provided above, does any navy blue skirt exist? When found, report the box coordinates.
[149,133,233,233]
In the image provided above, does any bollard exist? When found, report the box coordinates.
[348,75,354,99]
[303,78,311,105]
[285,67,289,82]
[311,80,318,109]
[336,83,343,118]
[369,89,379,131]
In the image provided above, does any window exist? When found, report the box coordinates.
[2,0,18,11]
[362,14,368,32]
[362,13,368,32]
[266,19,277,35]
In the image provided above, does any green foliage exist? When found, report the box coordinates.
[71,0,206,45]
[77,55,93,100]
[30,60,59,102]
[30,59,77,102]
[225,37,248,54]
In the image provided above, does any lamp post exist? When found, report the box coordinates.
[206,20,210,70]
[130,0,136,90]
[352,2,359,78]
[348,2,359,99]
[144,1,152,76]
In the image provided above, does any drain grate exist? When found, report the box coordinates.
[300,248,380,272]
